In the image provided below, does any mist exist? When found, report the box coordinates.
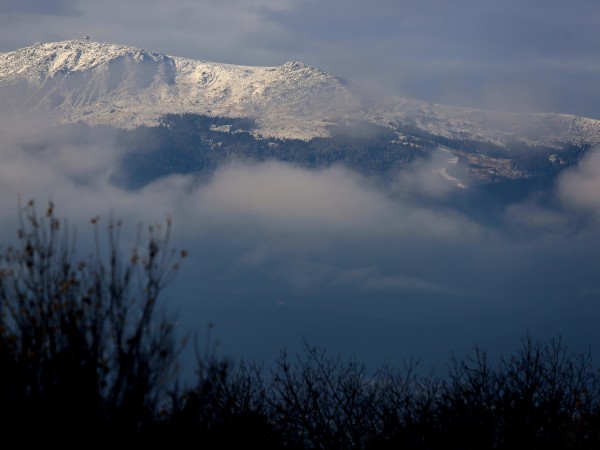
[1,119,599,373]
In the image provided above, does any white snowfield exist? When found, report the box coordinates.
[2,40,600,146]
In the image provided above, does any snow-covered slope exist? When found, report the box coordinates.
[2,40,600,145]
[369,97,600,148]
[0,40,359,139]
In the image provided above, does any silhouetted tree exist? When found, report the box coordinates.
[0,200,186,438]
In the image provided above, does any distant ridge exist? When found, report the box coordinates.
[1,40,600,145]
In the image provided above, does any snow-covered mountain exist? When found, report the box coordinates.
[0,40,359,139]
[2,39,600,146]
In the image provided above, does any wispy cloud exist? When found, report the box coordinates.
[558,149,600,220]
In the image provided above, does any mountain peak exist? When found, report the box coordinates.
[1,40,600,145]
[0,40,357,139]
[282,61,311,70]
[2,40,170,81]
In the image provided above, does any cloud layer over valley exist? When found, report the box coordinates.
[1,119,599,370]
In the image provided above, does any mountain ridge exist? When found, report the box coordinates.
[2,40,600,146]
[0,40,358,139]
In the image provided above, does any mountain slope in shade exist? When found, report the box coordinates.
[2,39,600,146]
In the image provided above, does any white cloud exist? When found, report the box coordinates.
[558,149,600,220]
[189,161,481,241]
[392,149,470,199]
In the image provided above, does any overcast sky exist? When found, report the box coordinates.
[1,0,599,118]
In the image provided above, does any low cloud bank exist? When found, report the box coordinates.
[1,124,599,367]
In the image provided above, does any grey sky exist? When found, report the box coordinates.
[1,0,599,118]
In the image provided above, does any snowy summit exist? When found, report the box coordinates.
[1,39,600,145]
[0,40,358,139]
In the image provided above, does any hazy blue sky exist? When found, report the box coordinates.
[1,0,599,118]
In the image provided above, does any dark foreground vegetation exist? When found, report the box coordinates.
[1,202,599,448]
